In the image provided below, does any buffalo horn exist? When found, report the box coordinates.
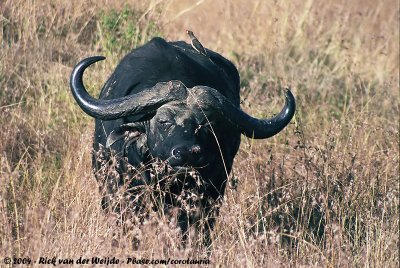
[70,56,188,120]
[189,86,296,139]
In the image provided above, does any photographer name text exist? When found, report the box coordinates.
[2,256,210,266]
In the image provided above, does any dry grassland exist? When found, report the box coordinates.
[0,0,399,267]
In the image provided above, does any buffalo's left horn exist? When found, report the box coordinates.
[70,56,188,120]
[189,86,296,139]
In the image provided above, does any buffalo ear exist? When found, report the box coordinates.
[106,123,143,148]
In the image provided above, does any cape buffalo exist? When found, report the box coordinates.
[70,37,295,241]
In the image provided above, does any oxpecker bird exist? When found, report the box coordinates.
[186,30,208,57]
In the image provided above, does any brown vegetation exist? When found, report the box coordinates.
[1,0,398,267]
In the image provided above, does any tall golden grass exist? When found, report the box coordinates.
[1,0,398,267]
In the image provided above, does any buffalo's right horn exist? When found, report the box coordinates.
[70,56,188,120]
[189,86,296,139]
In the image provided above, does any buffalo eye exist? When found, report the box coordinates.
[158,119,173,130]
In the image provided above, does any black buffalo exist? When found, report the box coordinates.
[70,37,295,240]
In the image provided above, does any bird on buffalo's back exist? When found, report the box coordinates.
[186,30,208,57]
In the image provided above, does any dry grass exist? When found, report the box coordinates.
[1,0,398,267]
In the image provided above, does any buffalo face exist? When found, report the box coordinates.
[106,99,231,190]
[147,102,217,169]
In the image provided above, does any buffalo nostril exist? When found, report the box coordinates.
[190,145,201,154]
[171,146,189,159]
[170,145,204,166]
[172,145,201,157]
[171,147,181,157]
